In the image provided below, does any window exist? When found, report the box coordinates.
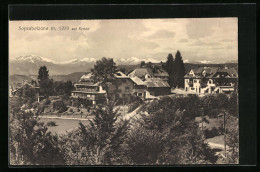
[125,86,130,92]
[138,93,143,97]
[194,79,197,83]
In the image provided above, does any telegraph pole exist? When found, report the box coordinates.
[224,110,226,157]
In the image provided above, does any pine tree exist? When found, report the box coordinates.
[74,103,129,164]
[173,51,185,88]
[38,66,53,97]
[165,54,174,87]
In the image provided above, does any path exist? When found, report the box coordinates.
[38,115,94,121]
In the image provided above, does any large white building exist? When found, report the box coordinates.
[184,67,238,94]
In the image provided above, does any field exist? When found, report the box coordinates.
[39,118,90,134]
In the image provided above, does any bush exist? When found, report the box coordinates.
[47,121,57,126]
[44,98,51,105]
[128,101,141,113]
[53,100,68,113]
[204,127,222,139]
[69,108,73,113]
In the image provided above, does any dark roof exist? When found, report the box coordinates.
[152,68,169,77]
[185,67,238,78]
[145,78,170,88]
[130,77,146,85]
[128,67,169,78]
[128,68,154,78]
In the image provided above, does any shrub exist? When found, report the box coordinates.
[44,98,51,105]
[128,95,143,113]
[128,101,140,113]
[204,127,221,139]
[53,100,68,113]
[69,108,73,113]
[47,121,57,126]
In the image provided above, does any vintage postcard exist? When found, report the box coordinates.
[9,18,239,165]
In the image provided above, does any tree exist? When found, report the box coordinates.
[118,67,126,74]
[15,84,37,105]
[61,103,129,165]
[53,80,74,96]
[173,50,185,88]
[9,109,65,165]
[91,57,117,91]
[140,61,145,67]
[225,117,239,163]
[38,66,53,97]
[164,54,175,87]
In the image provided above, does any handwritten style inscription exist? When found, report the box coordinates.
[18,26,90,31]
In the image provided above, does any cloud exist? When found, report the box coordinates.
[179,38,188,43]
[186,19,214,39]
[9,18,238,64]
[148,30,175,39]
[190,40,222,46]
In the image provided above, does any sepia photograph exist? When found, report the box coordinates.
[9,18,239,165]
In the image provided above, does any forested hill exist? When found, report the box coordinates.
[49,72,89,82]
[9,72,89,84]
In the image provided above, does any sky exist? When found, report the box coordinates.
[9,18,238,63]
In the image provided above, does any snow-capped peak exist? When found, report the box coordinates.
[57,58,97,64]
[116,57,160,65]
[13,55,54,63]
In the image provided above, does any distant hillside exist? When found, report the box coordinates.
[9,72,90,85]
[9,55,94,75]
[9,75,35,84]
[50,72,89,82]
[118,64,140,74]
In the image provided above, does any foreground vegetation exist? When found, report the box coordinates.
[9,93,239,165]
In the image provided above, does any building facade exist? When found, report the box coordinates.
[144,78,171,96]
[71,74,107,105]
[184,67,238,94]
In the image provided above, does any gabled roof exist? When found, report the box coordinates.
[130,77,146,85]
[114,71,129,78]
[128,67,169,78]
[128,68,154,78]
[185,67,238,78]
[144,78,170,88]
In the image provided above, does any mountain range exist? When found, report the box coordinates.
[9,55,95,75]
[9,55,238,76]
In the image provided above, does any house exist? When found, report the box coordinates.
[144,78,171,96]
[128,66,169,81]
[71,73,107,105]
[107,71,135,101]
[10,81,41,101]
[184,66,238,94]
[130,76,147,99]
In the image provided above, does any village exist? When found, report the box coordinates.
[8,17,240,165]
[9,59,238,106]
[9,55,239,165]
